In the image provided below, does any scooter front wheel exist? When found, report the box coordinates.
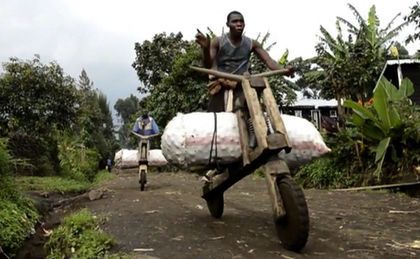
[205,193,224,218]
[275,176,309,252]
[139,170,147,191]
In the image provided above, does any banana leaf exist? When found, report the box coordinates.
[373,79,401,132]
[373,137,391,179]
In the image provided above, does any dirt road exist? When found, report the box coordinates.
[81,170,419,259]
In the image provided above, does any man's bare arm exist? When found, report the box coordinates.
[195,30,219,68]
[252,40,281,70]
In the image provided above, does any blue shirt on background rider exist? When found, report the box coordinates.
[132,114,160,136]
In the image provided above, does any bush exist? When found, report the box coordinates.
[0,197,39,254]
[45,209,118,259]
[295,156,359,189]
[16,176,91,194]
[0,138,39,256]
[58,133,100,182]
[0,138,11,177]
[8,132,60,176]
[295,128,365,188]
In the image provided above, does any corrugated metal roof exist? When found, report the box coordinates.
[289,91,338,108]
[386,59,420,65]
[292,98,337,108]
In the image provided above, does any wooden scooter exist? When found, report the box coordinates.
[191,66,310,252]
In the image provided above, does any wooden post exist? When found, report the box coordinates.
[241,79,268,149]
[235,109,250,166]
[262,77,291,149]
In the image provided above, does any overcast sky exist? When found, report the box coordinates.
[0,0,418,113]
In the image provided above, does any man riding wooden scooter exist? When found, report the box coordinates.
[194,11,309,252]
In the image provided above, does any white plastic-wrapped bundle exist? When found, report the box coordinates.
[114,149,138,169]
[161,112,330,168]
[148,149,168,166]
[114,149,169,168]
[161,112,242,166]
[278,114,331,169]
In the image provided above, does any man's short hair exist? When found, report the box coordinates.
[227,11,243,22]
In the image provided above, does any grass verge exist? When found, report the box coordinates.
[17,171,117,194]
[44,208,128,259]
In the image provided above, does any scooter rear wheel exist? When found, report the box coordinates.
[275,176,309,252]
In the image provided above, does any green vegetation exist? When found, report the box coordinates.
[0,57,118,177]
[0,139,39,256]
[296,78,419,188]
[45,209,126,259]
[0,195,39,254]
[295,157,354,189]
[291,4,419,189]
[344,78,417,180]
[17,172,116,194]
[405,2,420,44]
[301,4,407,121]
[16,177,91,194]
[0,137,116,257]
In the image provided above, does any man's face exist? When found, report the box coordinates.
[227,13,245,36]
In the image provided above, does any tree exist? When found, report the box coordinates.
[335,4,407,99]
[306,4,407,120]
[114,94,140,124]
[0,56,80,175]
[132,32,190,93]
[132,32,208,128]
[140,44,208,128]
[114,94,140,147]
[405,2,420,44]
[75,70,117,167]
[0,56,79,135]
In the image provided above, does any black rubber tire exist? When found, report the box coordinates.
[275,176,309,252]
[206,194,224,218]
[140,170,147,191]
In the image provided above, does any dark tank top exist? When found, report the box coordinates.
[216,34,252,75]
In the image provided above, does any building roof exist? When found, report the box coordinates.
[385,59,420,65]
[291,98,337,108]
[289,91,338,108]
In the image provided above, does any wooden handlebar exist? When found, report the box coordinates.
[190,66,290,80]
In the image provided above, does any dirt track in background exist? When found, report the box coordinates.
[74,170,419,258]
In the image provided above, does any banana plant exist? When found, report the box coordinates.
[343,77,414,179]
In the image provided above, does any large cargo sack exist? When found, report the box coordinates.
[277,114,331,169]
[148,149,168,166]
[161,112,330,169]
[114,149,138,169]
[114,149,168,168]
[161,112,242,167]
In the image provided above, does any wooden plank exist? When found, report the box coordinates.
[262,78,289,137]
[190,66,243,82]
[235,110,250,166]
[334,181,420,192]
[241,79,268,150]
[248,145,265,162]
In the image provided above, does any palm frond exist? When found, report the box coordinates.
[319,26,339,50]
[348,3,367,28]
[380,13,401,35]
[337,17,358,33]
[336,20,345,46]
[383,21,408,39]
